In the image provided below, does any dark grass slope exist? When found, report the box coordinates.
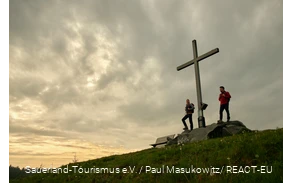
[11,128,283,183]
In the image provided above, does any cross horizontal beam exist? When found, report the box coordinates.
[176,48,219,71]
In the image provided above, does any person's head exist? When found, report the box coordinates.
[186,99,190,104]
[220,86,225,92]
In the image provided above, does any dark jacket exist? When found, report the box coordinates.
[185,103,194,114]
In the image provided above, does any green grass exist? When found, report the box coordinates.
[11,128,283,183]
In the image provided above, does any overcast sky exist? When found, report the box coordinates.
[9,0,283,168]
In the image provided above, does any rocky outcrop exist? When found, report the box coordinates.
[166,120,251,146]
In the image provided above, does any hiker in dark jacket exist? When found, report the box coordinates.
[218,86,231,123]
[182,99,195,130]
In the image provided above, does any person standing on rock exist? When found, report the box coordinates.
[182,99,195,130]
[218,86,231,123]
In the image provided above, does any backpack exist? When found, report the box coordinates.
[226,91,231,102]
[190,103,195,113]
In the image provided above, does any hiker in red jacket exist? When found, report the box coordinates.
[218,86,231,123]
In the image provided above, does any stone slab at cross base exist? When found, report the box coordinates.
[167,120,251,146]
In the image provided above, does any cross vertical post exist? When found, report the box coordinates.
[176,39,219,128]
[192,40,205,128]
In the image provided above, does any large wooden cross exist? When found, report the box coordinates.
[177,40,219,128]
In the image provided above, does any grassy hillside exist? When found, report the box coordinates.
[11,128,283,183]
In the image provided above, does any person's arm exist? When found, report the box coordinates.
[218,94,221,101]
[225,92,231,99]
[188,104,194,110]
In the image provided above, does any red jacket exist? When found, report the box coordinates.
[219,91,231,105]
